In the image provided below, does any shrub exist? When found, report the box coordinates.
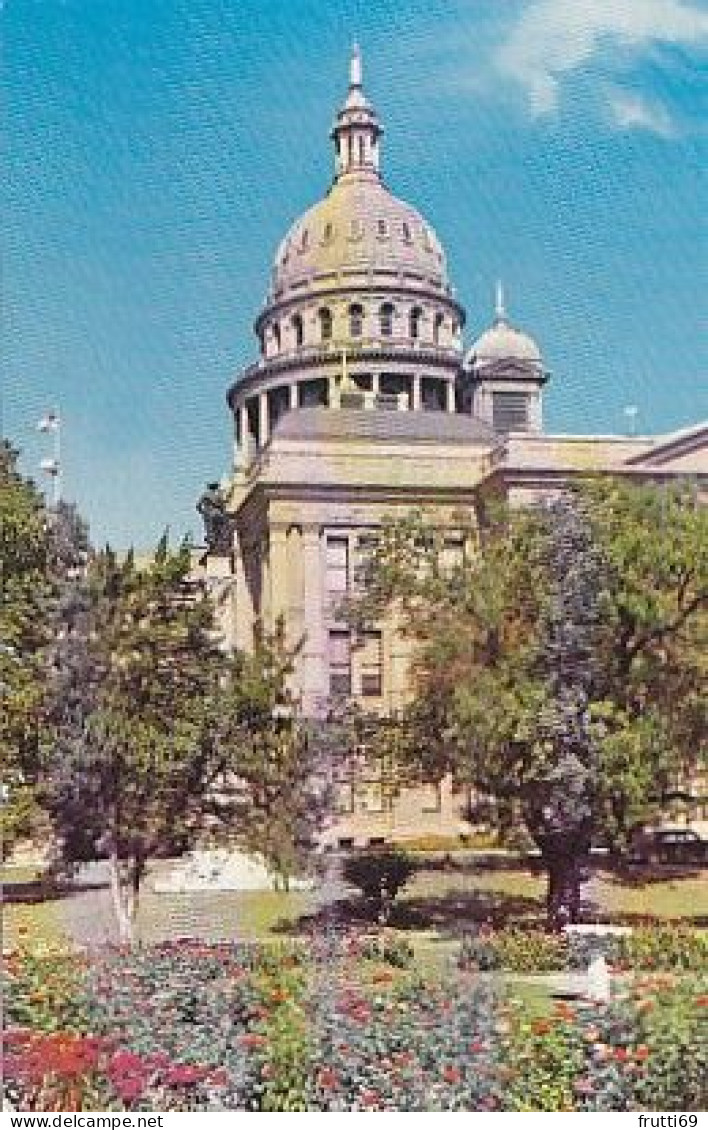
[459,928,567,973]
[342,851,416,920]
[460,925,708,974]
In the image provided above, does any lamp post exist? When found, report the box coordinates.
[37,410,61,507]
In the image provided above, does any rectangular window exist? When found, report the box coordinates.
[492,391,529,432]
[325,537,349,596]
[359,630,383,698]
[329,629,351,697]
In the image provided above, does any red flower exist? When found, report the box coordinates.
[208,1068,229,1087]
[469,1040,485,1054]
[239,1033,267,1049]
[165,1064,205,1087]
[614,1047,629,1063]
[635,1046,650,1062]
[696,995,708,1007]
[361,1089,380,1108]
[442,1065,462,1084]
[317,1067,338,1089]
[114,1074,145,1104]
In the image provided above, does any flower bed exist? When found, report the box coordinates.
[4,933,706,1112]
[459,925,708,974]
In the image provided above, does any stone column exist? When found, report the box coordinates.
[259,392,269,447]
[412,373,422,412]
[234,540,255,654]
[301,525,326,714]
[289,382,298,411]
[446,379,455,414]
[237,404,249,467]
[269,525,289,632]
[371,372,380,395]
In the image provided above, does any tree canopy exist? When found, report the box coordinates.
[349,479,707,923]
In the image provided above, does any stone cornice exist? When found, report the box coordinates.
[227,343,462,406]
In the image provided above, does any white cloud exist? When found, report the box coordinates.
[607,88,678,136]
[496,0,708,115]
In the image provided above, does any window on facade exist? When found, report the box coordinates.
[377,219,388,238]
[359,631,383,697]
[318,307,333,341]
[329,630,351,697]
[358,136,365,164]
[325,536,349,596]
[322,222,333,243]
[409,307,422,340]
[349,303,364,338]
[271,322,281,353]
[433,312,444,346]
[379,303,394,337]
[492,391,529,433]
[291,313,304,348]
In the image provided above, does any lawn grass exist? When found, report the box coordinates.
[401,866,708,926]
[3,860,706,954]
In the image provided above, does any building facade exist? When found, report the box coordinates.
[201,48,708,847]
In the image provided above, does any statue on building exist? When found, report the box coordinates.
[197,482,232,554]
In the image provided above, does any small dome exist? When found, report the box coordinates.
[271,175,449,299]
[466,284,542,367]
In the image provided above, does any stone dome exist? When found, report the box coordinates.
[270,174,450,300]
[266,45,453,306]
[466,285,542,367]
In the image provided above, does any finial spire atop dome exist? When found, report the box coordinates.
[350,41,362,88]
[331,43,383,179]
[495,280,507,323]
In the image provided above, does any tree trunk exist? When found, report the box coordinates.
[108,849,140,944]
[544,851,582,930]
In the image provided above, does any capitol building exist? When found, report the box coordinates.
[202,48,707,847]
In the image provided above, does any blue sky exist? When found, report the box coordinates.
[2,0,706,548]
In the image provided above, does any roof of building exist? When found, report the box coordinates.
[271,406,497,445]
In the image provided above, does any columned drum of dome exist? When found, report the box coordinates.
[227,46,467,466]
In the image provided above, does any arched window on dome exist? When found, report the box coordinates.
[402,222,412,243]
[409,307,423,341]
[433,312,444,346]
[272,322,281,354]
[291,313,304,349]
[318,307,333,342]
[322,222,333,244]
[379,303,395,338]
[300,229,309,252]
[349,303,364,338]
[358,136,365,165]
[377,219,388,239]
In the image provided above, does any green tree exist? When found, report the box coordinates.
[0,443,86,855]
[350,480,707,925]
[42,540,319,939]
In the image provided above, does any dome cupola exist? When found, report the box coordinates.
[464,284,548,435]
[228,46,468,463]
[466,283,542,369]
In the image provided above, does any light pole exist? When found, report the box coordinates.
[37,409,62,507]
[623,404,638,437]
